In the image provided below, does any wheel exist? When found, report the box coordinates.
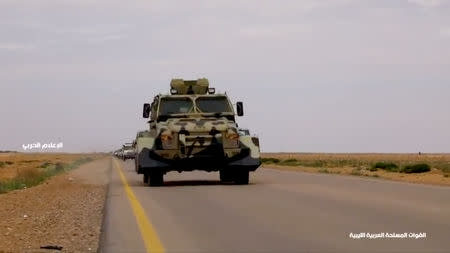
[148,170,164,187]
[143,172,149,184]
[219,170,233,182]
[234,170,249,185]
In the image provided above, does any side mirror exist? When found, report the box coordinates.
[236,102,244,116]
[143,103,151,118]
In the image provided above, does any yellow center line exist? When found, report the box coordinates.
[113,158,166,253]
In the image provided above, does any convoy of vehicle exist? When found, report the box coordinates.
[113,143,136,160]
[115,78,261,186]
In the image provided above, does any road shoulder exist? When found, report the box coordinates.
[0,157,111,252]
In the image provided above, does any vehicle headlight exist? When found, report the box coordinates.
[160,131,177,149]
[161,134,173,142]
[225,131,239,140]
[223,129,240,148]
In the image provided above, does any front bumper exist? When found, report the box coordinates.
[123,153,136,159]
[137,147,261,173]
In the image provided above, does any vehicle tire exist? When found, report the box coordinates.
[135,160,139,173]
[148,170,164,187]
[143,172,149,184]
[219,170,233,182]
[234,170,249,185]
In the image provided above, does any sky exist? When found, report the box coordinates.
[1,0,449,153]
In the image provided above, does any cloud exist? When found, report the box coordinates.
[85,34,126,43]
[1,0,450,153]
[440,27,450,37]
[0,43,34,51]
[238,24,312,39]
[407,0,446,7]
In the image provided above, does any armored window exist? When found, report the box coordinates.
[238,129,250,136]
[159,97,194,115]
[150,101,158,120]
[196,97,232,113]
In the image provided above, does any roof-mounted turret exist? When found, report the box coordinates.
[170,78,215,95]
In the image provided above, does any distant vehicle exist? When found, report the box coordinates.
[116,150,124,159]
[122,143,136,160]
[137,78,261,186]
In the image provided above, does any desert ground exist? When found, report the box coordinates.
[0,153,106,181]
[262,153,450,186]
[0,153,108,252]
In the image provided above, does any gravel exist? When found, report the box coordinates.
[0,158,110,253]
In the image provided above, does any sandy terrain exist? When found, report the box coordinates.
[262,152,450,164]
[262,153,450,186]
[0,153,105,181]
[0,158,110,253]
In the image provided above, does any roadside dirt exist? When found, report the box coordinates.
[0,158,111,253]
[0,153,105,181]
[262,153,450,186]
[264,165,450,186]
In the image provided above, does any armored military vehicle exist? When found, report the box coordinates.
[137,78,261,186]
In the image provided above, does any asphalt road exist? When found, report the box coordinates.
[100,158,450,253]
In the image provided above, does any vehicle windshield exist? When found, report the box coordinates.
[159,97,194,115]
[196,97,232,113]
